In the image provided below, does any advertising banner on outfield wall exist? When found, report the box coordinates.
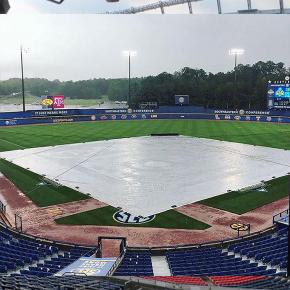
[41,95,65,110]
[0,106,290,126]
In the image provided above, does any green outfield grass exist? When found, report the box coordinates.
[199,175,289,214]
[55,205,210,230]
[0,120,290,152]
[0,159,89,207]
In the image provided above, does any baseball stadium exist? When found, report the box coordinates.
[0,13,290,290]
[0,89,289,289]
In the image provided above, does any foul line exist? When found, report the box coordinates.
[0,138,26,149]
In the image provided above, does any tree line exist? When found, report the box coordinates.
[0,61,288,109]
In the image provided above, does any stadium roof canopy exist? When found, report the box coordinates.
[2,0,290,14]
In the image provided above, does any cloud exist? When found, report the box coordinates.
[0,15,289,81]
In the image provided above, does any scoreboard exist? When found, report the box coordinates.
[267,83,290,109]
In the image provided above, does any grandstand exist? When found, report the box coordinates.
[0,218,289,289]
[113,222,289,277]
[0,223,96,276]
[0,210,289,276]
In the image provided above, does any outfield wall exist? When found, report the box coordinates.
[0,106,290,126]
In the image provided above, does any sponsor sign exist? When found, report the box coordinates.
[52,118,74,123]
[214,110,270,115]
[53,95,65,109]
[54,257,116,277]
[4,120,17,126]
[41,95,65,109]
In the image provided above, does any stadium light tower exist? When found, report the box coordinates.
[229,48,245,104]
[20,46,29,112]
[123,50,137,105]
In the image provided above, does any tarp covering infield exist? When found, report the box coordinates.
[1,136,290,217]
[0,106,290,126]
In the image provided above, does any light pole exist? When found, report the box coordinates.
[20,46,25,112]
[20,46,29,112]
[229,48,245,107]
[123,50,137,106]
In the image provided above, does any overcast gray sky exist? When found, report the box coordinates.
[8,0,290,14]
[0,15,289,81]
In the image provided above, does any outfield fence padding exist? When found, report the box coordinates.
[0,106,290,127]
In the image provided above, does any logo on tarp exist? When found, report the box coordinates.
[113,210,155,224]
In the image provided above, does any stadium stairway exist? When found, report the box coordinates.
[151,256,171,276]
